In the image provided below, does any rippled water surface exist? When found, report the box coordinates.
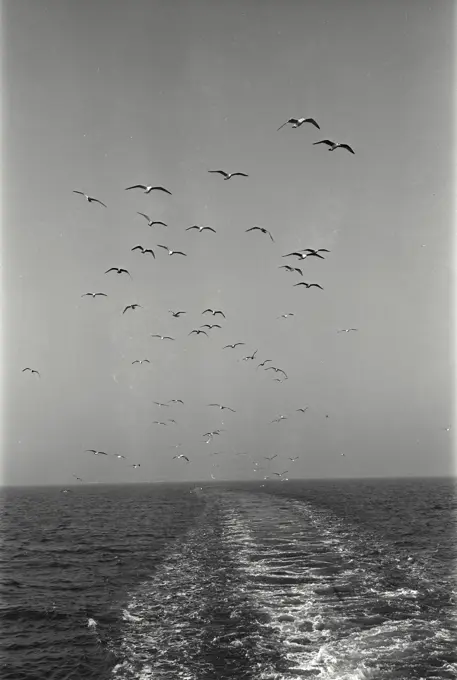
[1,478,456,679]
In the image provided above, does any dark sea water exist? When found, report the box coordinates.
[1,478,456,680]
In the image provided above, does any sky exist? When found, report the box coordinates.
[1,0,455,486]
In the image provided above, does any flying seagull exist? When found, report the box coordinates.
[257,359,272,369]
[125,185,172,195]
[130,464,141,468]
[131,245,155,257]
[278,313,294,319]
[73,191,107,207]
[157,245,187,256]
[272,471,289,477]
[22,367,40,376]
[123,304,142,314]
[242,350,258,361]
[209,404,236,412]
[271,415,287,423]
[203,309,226,318]
[223,343,244,349]
[105,267,131,277]
[189,329,208,336]
[153,402,170,407]
[277,117,320,131]
[152,421,167,426]
[294,282,324,290]
[337,328,358,333]
[81,292,107,298]
[265,454,278,461]
[173,454,190,462]
[302,248,330,257]
[85,449,109,456]
[137,213,167,227]
[208,170,248,180]
[266,367,288,378]
[72,475,84,482]
[169,310,186,317]
[289,457,299,462]
[151,334,175,340]
[283,251,326,261]
[279,265,303,276]
[200,324,222,330]
[168,399,184,404]
[313,140,355,154]
[112,454,127,459]
[186,225,216,233]
[132,359,150,364]
[297,407,308,413]
[246,226,274,242]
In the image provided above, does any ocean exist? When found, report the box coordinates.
[1,477,456,680]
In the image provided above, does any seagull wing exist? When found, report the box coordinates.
[91,198,107,207]
[119,269,131,276]
[152,221,168,227]
[313,139,334,147]
[95,293,107,297]
[186,226,199,230]
[73,190,85,196]
[214,311,226,318]
[339,144,355,154]
[157,244,169,251]
[137,212,150,221]
[123,306,132,314]
[203,226,216,232]
[151,186,172,194]
[208,170,229,178]
[131,245,143,251]
[125,185,147,191]
[231,172,248,177]
[144,249,156,257]
[246,227,258,232]
[171,251,187,256]
[277,119,293,131]
[202,309,213,314]
[304,118,320,129]
[105,268,117,273]
[268,231,274,242]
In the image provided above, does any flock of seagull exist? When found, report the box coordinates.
[24,114,373,488]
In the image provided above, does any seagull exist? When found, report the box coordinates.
[302,248,330,257]
[173,454,190,462]
[81,292,108,298]
[105,267,131,277]
[297,407,308,413]
[246,226,274,242]
[209,404,236,412]
[337,328,358,333]
[271,415,287,423]
[186,225,216,233]
[73,191,106,207]
[313,139,355,154]
[289,457,299,462]
[273,377,287,383]
[283,251,325,261]
[157,245,187,256]
[22,367,40,376]
[151,334,175,340]
[257,359,272,369]
[137,213,167,227]
[189,329,208,336]
[130,464,141,468]
[200,324,222,330]
[279,265,303,276]
[265,454,278,461]
[168,419,177,424]
[272,471,289,477]
[208,170,248,180]
[340,453,346,457]
[125,184,172,195]
[131,245,155,257]
[72,475,84,482]
[278,313,294,319]
[152,421,168,426]
[277,117,320,131]
[223,343,244,349]
[85,449,109,456]
[203,309,226,318]
[169,310,186,317]
[123,304,142,314]
[112,454,127,459]
[242,350,258,361]
[60,489,71,494]
[153,402,170,407]
[132,359,150,364]
[265,367,288,378]
[168,399,184,404]
[294,282,324,290]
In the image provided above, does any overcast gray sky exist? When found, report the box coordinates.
[2,0,454,486]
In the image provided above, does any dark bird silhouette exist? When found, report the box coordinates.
[271,415,287,423]
[22,367,40,376]
[173,454,190,462]
[186,225,216,233]
[203,309,226,318]
[313,140,355,154]
[302,248,330,257]
[137,213,167,227]
[73,191,107,207]
[279,265,303,276]
[169,310,186,317]
[246,226,274,242]
[123,304,142,314]
[189,329,208,336]
[157,245,187,256]
[283,250,327,261]
[168,399,184,404]
[278,313,294,319]
[209,404,236,412]
[200,324,222,330]
[242,350,258,361]
[208,170,248,180]
[223,343,245,349]
[132,359,150,364]
[277,117,320,131]
[257,359,272,369]
[293,282,323,290]
[85,449,108,456]
[130,464,141,468]
[131,245,155,257]
[151,334,175,340]
[105,267,131,277]
[125,185,172,195]
[265,454,278,460]
[297,407,308,413]
[266,367,288,378]
[153,402,170,407]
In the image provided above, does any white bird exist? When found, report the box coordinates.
[246,226,274,242]
[173,454,190,462]
[112,454,127,459]
[131,245,155,257]
[337,328,358,333]
[151,334,175,340]
[186,225,216,233]
[208,170,248,180]
[137,212,167,227]
[81,292,108,298]
[132,359,150,364]
[22,367,40,376]
[125,184,172,194]
[157,245,187,256]
[271,415,287,423]
[123,304,142,314]
[289,457,299,462]
[73,191,106,207]
[313,139,355,154]
[277,117,320,131]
